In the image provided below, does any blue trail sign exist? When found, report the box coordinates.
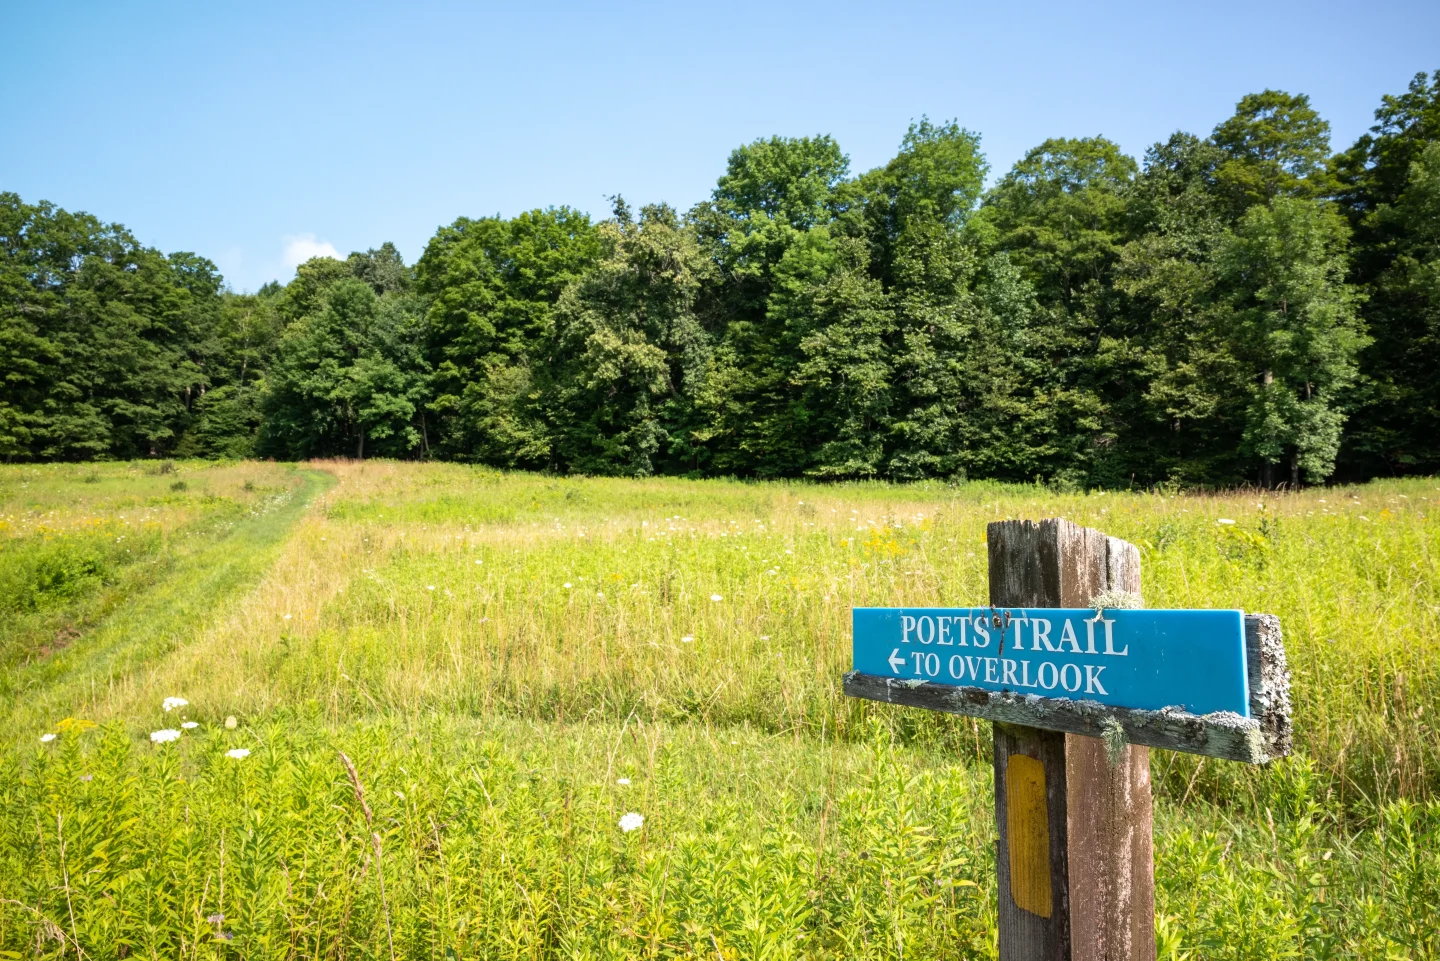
[842,518,1293,961]
[853,607,1250,717]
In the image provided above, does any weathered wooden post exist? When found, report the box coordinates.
[844,518,1292,961]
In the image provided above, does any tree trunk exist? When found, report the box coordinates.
[1260,369,1275,489]
[1291,452,1300,489]
[357,430,365,460]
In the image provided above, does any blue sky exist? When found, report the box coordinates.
[4,0,1437,292]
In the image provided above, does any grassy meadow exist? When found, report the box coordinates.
[2,460,1438,959]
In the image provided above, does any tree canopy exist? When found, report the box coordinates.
[4,75,1439,488]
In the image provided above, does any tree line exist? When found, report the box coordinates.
[3,73,1437,487]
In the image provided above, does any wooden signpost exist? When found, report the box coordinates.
[843,518,1292,961]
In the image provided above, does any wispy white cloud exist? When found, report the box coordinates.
[282,233,343,269]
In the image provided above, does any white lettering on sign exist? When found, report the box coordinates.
[974,617,991,648]
[1033,618,1056,652]
[922,651,1110,696]
[1097,613,1128,656]
[855,607,1253,717]
[931,614,1130,662]
[1059,619,1082,653]
[884,610,1123,696]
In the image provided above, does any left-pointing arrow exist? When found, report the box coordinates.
[888,648,906,673]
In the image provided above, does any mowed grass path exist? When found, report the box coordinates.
[2,462,328,731]
[2,462,1438,959]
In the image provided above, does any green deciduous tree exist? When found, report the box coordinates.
[1334,70,1440,476]
[1212,89,1336,213]
[550,202,711,476]
[690,136,851,475]
[0,193,223,461]
[261,275,431,459]
[1107,134,1251,485]
[1218,198,1367,485]
[862,120,987,479]
[416,208,601,466]
[974,137,1136,483]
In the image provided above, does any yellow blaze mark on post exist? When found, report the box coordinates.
[1005,753,1053,918]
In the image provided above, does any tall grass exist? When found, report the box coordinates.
[4,717,1436,959]
[64,460,1434,806]
[1,461,324,729]
[1,461,1437,957]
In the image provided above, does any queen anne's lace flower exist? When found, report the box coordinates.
[616,777,631,785]
[182,721,199,729]
[40,733,56,743]
[618,812,644,832]
[226,748,250,759]
[150,729,181,743]
[162,697,188,712]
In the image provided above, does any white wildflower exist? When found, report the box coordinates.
[150,729,182,743]
[617,777,631,785]
[710,594,723,602]
[225,748,250,760]
[162,696,189,712]
[40,733,56,743]
[564,582,573,589]
[427,585,435,591]
[1216,518,1236,525]
[618,812,644,832]
[182,721,199,730]
[681,635,694,643]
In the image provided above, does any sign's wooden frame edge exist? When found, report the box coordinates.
[844,613,1291,764]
